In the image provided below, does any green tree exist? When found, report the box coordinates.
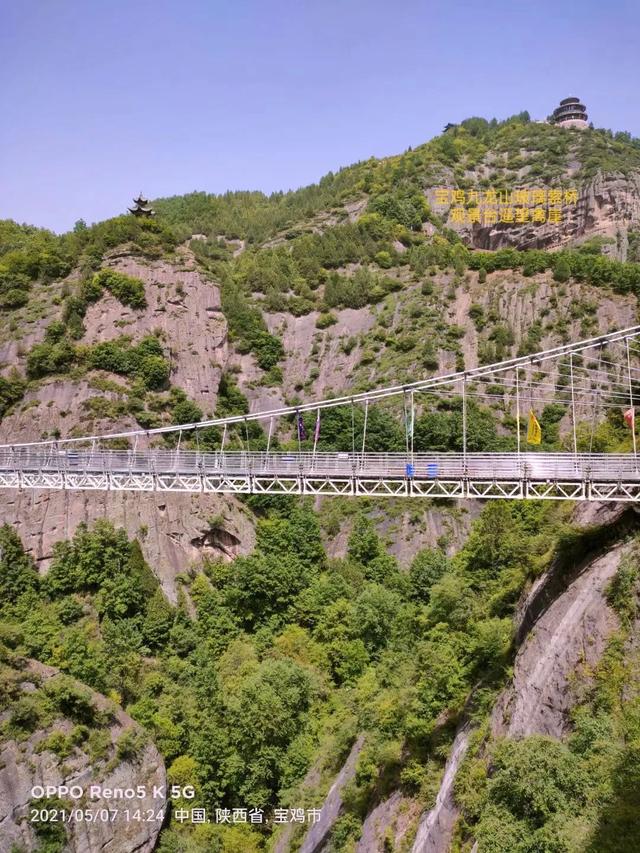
[91,269,147,308]
[413,631,467,722]
[171,395,203,425]
[487,736,587,826]
[461,502,529,581]
[353,583,402,654]
[0,371,27,418]
[409,548,449,602]
[139,354,170,389]
[348,515,381,565]
[142,589,175,650]
[26,340,76,378]
[0,524,39,607]
[225,552,306,629]
[553,258,571,283]
[231,658,313,804]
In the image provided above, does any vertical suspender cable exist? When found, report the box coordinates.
[626,338,638,471]
[410,391,415,462]
[351,400,356,457]
[131,433,138,474]
[403,392,410,457]
[311,409,320,473]
[312,409,320,455]
[176,429,182,471]
[195,427,202,474]
[569,353,578,463]
[461,374,467,470]
[220,422,227,470]
[266,417,273,454]
[515,368,521,459]
[265,417,273,472]
[529,360,533,415]
[589,346,603,455]
[361,399,369,459]
[144,432,152,475]
[244,417,252,479]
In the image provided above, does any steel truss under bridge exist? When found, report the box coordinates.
[3,324,640,502]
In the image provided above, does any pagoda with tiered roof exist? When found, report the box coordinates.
[128,193,155,217]
[551,97,588,129]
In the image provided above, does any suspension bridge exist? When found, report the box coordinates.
[2,325,640,502]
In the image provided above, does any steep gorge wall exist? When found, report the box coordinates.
[0,250,255,598]
[398,504,636,853]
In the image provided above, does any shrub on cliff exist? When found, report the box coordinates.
[90,269,147,309]
[0,371,26,418]
[26,340,76,378]
[553,257,571,283]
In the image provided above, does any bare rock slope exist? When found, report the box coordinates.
[0,660,166,853]
[492,541,624,739]
[83,250,227,412]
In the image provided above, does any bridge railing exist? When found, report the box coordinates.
[1,448,639,482]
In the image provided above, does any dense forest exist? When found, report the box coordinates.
[2,501,640,851]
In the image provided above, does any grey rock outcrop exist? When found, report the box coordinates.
[355,790,420,853]
[299,735,365,853]
[0,660,166,853]
[492,541,624,739]
[411,724,471,853]
[408,504,636,853]
[430,170,640,258]
[0,486,254,604]
[83,250,227,412]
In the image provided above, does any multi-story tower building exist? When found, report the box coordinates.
[551,97,589,129]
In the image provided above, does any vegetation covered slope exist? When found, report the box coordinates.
[2,498,638,852]
[2,112,640,852]
[152,114,640,243]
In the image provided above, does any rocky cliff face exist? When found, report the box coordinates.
[411,724,471,853]
[0,488,254,604]
[0,660,166,853]
[83,251,227,413]
[361,503,637,853]
[0,247,227,437]
[0,248,255,599]
[298,735,365,853]
[491,541,624,739]
[431,171,640,258]
[2,239,638,593]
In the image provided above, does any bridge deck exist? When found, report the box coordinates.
[1,450,640,501]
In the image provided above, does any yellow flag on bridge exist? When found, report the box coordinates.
[527,410,542,445]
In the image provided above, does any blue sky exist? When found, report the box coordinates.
[1,0,639,232]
